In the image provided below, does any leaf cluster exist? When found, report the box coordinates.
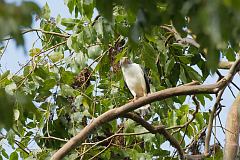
[0,0,239,159]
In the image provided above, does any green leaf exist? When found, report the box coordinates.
[142,42,158,72]
[35,90,51,102]
[2,148,9,159]
[101,149,111,159]
[16,92,41,120]
[180,104,189,114]
[61,18,80,29]
[81,27,97,45]
[29,48,41,57]
[165,58,175,75]
[180,115,188,125]
[204,94,213,101]
[5,83,17,95]
[88,45,102,59]
[0,89,14,130]
[0,70,10,81]
[196,94,205,106]
[42,3,51,20]
[39,79,56,92]
[126,148,138,159]
[60,69,74,85]
[207,50,220,74]
[68,153,78,160]
[223,0,240,10]
[7,130,15,147]
[60,84,76,97]
[9,151,18,160]
[34,67,48,79]
[169,63,180,86]
[96,0,113,22]
[195,113,205,129]
[225,48,236,61]
[183,64,202,83]
[65,0,75,13]
[178,55,192,64]
[109,147,128,159]
[83,0,94,20]
[97,53,110,77]
[49,52,64,63]
[85,84,94,95]
[73,95,83,108]
[171,43,187,50]
[114,48,127,63]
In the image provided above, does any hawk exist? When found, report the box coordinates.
[120,57,150,116]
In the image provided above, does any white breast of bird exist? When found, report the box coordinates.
[122,63,146,97]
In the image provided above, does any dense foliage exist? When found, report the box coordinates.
[0,1,40,45]
[0,0,240,159]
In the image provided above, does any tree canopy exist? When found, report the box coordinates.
[0,0,240,160]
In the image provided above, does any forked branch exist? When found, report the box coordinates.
[51,57,240,160]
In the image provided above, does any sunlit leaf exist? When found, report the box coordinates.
[49,52,64,63]
[9,151,18,160]
[42,3,51,20]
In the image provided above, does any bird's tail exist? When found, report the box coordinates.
[135,104,151,117]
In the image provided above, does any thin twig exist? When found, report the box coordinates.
[0,39,10,60]
[41,136,68,142]
[168,95,199,133]
[123,113,185,160]
[231,81,240,91]
[51,57,240,160]
[204,88,225,155]
[3,28,70,41]
[211,131,223,149]
[89,138,113,160]
[228,85,236,98]
[217,114,225,134]
[78,131,149,157]
[15,40,67,75]
[14,139,30,155]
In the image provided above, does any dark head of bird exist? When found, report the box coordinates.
[120,57,132,67]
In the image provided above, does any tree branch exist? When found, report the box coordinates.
[218,61,235,70]
[3,28,70,41]
[223,93,240,159]
[51,57,240,160]
[205,57,240,155]
[204,88,225,155]
[123,113,185,159]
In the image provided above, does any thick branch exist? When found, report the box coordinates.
[218,61,235,70]
[205,57,240,155]
[51,57,240,160]
[51,83,221,160]
[223,93,240,159]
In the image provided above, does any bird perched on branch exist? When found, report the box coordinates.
[120,57,150,116]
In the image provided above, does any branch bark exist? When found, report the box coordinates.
[218,61,235,70]
[205,57,240,155]
[223,93,240,160]
[51,57,240,160]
